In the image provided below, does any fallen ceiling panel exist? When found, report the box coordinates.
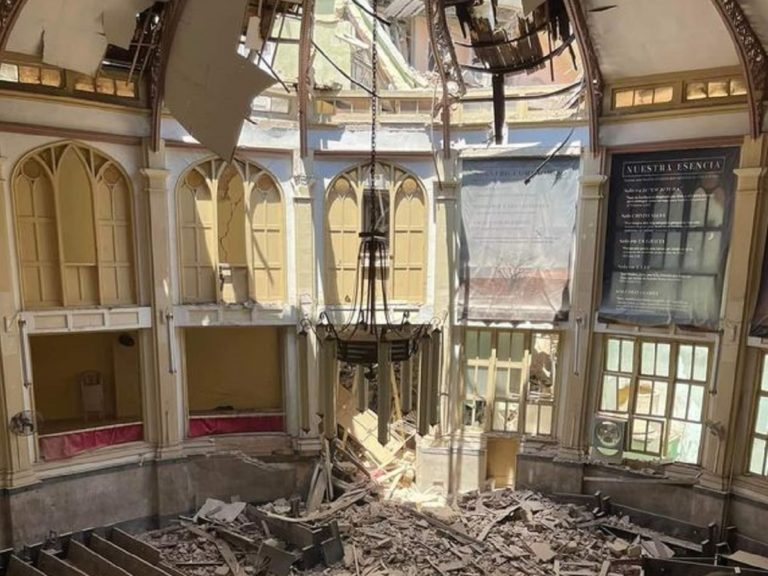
[6,0,154,75]
[164,0,276,160]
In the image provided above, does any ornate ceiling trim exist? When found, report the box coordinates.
[0,0,29,53]
[711,0,768,138]
[150,0,187,152]
[563,0,603,153]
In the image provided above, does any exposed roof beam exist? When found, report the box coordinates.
[711,0,768,138]
[150,0,187,152]
[0,0,29,53]
[298,0,314,158]
[563,0,602,153]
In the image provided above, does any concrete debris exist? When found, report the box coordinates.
[144,478,698,576]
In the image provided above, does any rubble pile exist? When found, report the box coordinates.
[142,485,679,576]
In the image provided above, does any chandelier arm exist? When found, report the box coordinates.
[338,238,367,335]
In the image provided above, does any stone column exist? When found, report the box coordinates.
[141,141,183,458]
[293,151,321,452]
[557,151,607,458]
[0,154,36,488]
[700,136,766,491]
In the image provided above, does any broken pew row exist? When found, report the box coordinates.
[3,529,186,576]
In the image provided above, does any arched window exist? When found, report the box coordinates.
[13,142,136,309]
[325,163,426,305]
[176,158,284,304]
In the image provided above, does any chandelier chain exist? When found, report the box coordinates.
[369,0,378,232]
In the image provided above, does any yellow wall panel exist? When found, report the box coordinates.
[58,149,97,265]
[325,166,426,305]
[30,331,142,424]
[185,327,283,413]
[13,143,136,309]
[178,160,285,304]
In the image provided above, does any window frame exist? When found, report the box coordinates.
[463,328,559,438]
[748,352,768,477]
[597,334,711,464]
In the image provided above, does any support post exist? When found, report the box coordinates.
[557,151,606,458]
[141,140,183,457]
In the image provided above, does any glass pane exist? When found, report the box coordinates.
[677,345,693,380]
[678,421,701,463]
[756,397,768,436]
[495,369,509,398]
[636,380,653,415]
[687,385,704,422]
[539,405,553,435]
[647,420,663,454]
[530,336,554,394]
[492,402,506,431]
[511,332,525,362]
[620,341,634,373]
[673,383,689,419]
[525,404,538,435]
[641,343,655,376]
[606,339,620,371]
[508,368,522,397]
[631,419,648,452]
[497,332,511,361]
[656,344,670,377]
[750,438,767,475]
[618,377,631,412]
[476,367,488,397]
[466,330,478,359]
[478,332,492,360]
[464,367,475,395]
[762,357,768,392]
[506,402,520,432]
[693,347,709,382]
[601,375,617,411]
[652,380,668,417]
[667,420,684,462]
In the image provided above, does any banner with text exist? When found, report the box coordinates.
[750,235,768,337]
[458,157,579,322]
[599,147,739,329]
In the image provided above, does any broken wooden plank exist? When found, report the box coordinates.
[183,525,245,576]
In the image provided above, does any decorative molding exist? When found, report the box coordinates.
[0,0,27,53]
[150,0,187,152]
[711,0,768,138]
[563,0,603,153]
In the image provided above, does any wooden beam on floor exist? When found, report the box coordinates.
[108,529,186,576]
[68,540,131,576]
[88,535,170,576]
[109,530,160,565]
[37,551,89,576]
[7,556,47,576]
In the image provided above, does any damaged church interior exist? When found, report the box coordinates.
[2,0,768,573]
